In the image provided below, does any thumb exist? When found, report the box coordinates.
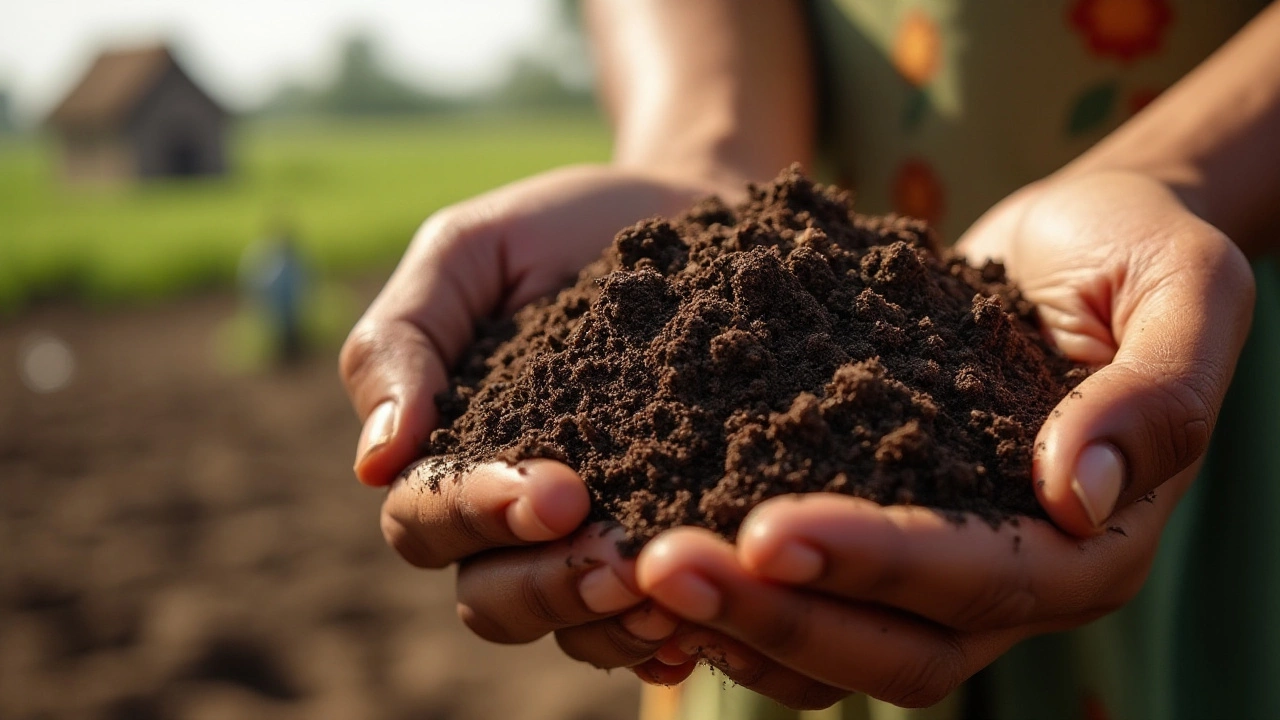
[1035,232,1255,536]
[341,211,504,486]
[341,317,452,487]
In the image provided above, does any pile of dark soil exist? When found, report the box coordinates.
[422,166,1088,548]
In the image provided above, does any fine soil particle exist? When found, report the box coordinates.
[422,166,1089,550]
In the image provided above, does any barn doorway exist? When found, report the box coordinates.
[164,134,202,176]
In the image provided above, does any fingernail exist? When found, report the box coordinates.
[650,572,721,622]
[620,605,679,641]
[675,635,703,657]
[505,496,558,542]
[579,565,644,614]
[757,541,824,583]
[355,401,396,475]
[1071,443,1125,527]
[656,640,693,666]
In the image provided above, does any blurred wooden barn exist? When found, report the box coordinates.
[47,45,229,182]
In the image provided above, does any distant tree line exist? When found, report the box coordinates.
[258,26,594,118]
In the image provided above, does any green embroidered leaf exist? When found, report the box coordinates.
[902,89,929,132]
[1067,81,1118,136]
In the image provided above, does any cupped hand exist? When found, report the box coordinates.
[341,164,727,487]
[342,164,728,670]
[629,170,1256,708]
[957,169,1254,534]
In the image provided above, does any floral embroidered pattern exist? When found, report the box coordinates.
[893,9,942,86]
[1069,0,1173,62]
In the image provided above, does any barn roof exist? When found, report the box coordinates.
[47,45,223,132]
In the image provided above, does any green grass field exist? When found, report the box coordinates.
[0,112,611,312]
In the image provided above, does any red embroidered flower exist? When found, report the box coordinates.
[1069,0,1173,63]
[892,159,945,228]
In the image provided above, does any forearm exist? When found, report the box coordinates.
[585,0,815,195]
[1065,1,1280,258]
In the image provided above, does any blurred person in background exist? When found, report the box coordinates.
[341,1,1280,718]
[240,220,309,364]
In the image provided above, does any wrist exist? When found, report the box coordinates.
[1057,154,1219,232]
[612,155,761,206]
[610,109,809,205]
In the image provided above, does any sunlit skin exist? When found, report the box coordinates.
[342,0,1280,709]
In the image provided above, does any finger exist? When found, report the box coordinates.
[1036,223,1254,535]
[341,317,449,487]
[631,657,699,687]
[381,458,588,569]
[737,493,1171,631]
[339,167,707,488]
[341,209,505,486]
[663,628,850,711]
[456,524,651,645]
[637,527,1021,708]
[553,606,680,669]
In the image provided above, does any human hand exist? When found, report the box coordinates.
[382,457,688,673]
[956,169,1254,534]
[626,170,1256,708]
[341,163,726,487]
[342,164,728,669]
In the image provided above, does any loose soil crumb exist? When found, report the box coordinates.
[422,166,1089,549]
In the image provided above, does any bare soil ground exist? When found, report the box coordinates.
[0,291,639,720]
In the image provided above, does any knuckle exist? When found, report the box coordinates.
[875,637,963,708]
[553,628,597,665]
[1196,229,1255,306]
[555,620,655,666]
[414,207,465,250]
[380,510,445,569]
[454,554,566,645]
[414,204,489,263]
[1117,358,1221,476]
[746,595,812,659]
[598,620,662,667]
[948,565,1036,630]
[558,621,660,669]
[517,566,572,629]
[338,320,382,392]
[458,602,532,645]
[442,486,497,552]
[1157,365,1219,469]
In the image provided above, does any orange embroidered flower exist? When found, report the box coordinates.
[1069,0,1172,62]
[892,159,945,227]
[893,10,942,86]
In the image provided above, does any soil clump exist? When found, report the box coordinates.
[422,166,1089,549]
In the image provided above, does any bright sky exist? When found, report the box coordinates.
[0,0,561,124]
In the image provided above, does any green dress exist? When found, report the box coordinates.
[642,1,1280,718]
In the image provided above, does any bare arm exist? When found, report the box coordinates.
[586,0,816,194]
[1067,1,1280,257]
